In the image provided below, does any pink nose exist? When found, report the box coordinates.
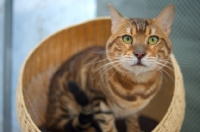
[134,52,146,60]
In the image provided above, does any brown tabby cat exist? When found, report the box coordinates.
[45,4,175,132]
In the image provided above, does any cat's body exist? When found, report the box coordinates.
[45,4,175,132]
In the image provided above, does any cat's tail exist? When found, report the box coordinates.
[66,80,101,132]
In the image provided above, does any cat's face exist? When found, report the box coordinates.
[106,4,175,75]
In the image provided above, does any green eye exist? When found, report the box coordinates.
[122,35,133,44]
[148,36,159,45]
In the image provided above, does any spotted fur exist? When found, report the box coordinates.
[45,4,175,132]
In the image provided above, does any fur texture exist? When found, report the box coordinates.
[45,4,175,132]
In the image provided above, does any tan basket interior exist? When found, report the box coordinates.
[17,18,185,132]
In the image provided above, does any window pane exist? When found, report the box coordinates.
[12,0,96,131]
[0,0,4,131]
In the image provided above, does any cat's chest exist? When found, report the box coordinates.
[104,72,160,118]
[108,99,150,118]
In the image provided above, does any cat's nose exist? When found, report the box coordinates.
[134,51,146,60]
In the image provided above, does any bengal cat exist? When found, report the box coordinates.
[45,4,175,132]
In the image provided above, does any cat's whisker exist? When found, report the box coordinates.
[155,66,169,83]
[107,69,118,81]
[120,63,132,74]
[156,62,174,72]
[91,60,123,79]
[148,57,170,63]
[155,57,189,68]
[158,65,175,83]
[146,58,175,76]
[94,56,129,70]
[99,66,113,80]
[157,60,173,67]
[106,63,127,81]
[149,55,190,68]
[86,56,125,66]
[99,60,132,80]
[100,63,120,80]
[99,60,128,80]
[156,63,174,82]
[94,60,123,72]
[91,64,112,78]
[146,58,173,69]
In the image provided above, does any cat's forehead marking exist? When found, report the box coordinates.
[129,18,149,34]
[151,28,156,35]
[126,28,131,34]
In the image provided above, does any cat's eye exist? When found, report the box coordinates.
[148,36,159,45]
[122,35,133,44]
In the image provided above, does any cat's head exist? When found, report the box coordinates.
[106,4,175,75]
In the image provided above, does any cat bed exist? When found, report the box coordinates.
[17,18,185,132]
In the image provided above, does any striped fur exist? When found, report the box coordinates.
[45,4,175,132]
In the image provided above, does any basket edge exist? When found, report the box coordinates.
[152,54,186,132]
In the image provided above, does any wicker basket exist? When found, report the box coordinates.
[17,18,185,132]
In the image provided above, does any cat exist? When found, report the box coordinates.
[45,4,175,132]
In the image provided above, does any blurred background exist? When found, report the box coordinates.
[0,0,200,132]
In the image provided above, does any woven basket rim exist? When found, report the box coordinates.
[17,17,185,132]
[152,54,186,131]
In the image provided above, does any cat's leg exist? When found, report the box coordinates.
[93,98,117,132]
[45,78,77,132]
[63,102,94,132]
[126,114,141,132]
[64,115,94,132]
[45,92,78,132]
[64,81,96,132]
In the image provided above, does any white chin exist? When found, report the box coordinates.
[127,65,155,75]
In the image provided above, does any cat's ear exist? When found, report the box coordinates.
[155,4,175,36]
[108,4,125,34]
